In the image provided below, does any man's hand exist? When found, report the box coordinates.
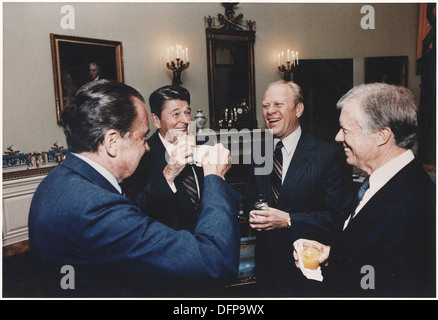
[163,139,194,184]
[249,207,291,231]
[292,239,331,268]
[202,143,231,180]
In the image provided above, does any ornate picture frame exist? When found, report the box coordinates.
[50,33,124,123]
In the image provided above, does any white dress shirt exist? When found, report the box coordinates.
[71,152,122,194]
[274,126,302,184]
[343,149,415,229]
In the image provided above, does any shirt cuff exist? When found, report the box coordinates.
[167,180,177,193]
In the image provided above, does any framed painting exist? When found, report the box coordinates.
[365,56,408,87]
[50,33,124,123]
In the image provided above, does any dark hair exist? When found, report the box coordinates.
[62,80,145,153]
[149,85,190,119]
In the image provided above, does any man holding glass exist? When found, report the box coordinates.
[294,83,436,297]
[123,85,204,232]
[29,80,240,297]
[245,80,353,296]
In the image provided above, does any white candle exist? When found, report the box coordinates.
[287,49,290,62]
[281,51,284,66]
[167,48,170,63]
[296,52,299,65]
[176,45,180,59]
[292,52,295,66]
[185,48,189,62]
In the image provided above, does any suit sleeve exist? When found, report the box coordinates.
[288,147,354,244]
[80,174,242,283]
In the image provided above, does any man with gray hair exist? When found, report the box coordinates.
[246,80,352,296]
[294,83,436,297]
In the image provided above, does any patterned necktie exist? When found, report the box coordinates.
[182,165,200,211]
[350,176,370,219]
[271,140,283,207]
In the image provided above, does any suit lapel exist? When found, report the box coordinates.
[148,131,169,171]
[277,132,315,205]
[343,160,417,236]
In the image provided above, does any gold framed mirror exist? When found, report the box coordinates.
[205,4,257,130]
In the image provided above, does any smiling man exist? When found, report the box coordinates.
[320,83,435,297]
[29,80,241,297]
[244,80,352,296]
[122,85,205,232]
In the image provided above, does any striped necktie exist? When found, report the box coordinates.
[182,165,200,211]
[271,140,283,207]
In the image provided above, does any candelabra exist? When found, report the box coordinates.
[166,45,190,86]
[277,49,299,81]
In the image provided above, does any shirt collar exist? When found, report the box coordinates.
[158,131,175,155]
[274,126,302,155]
[369,149,415,191]
[71,152,122,194]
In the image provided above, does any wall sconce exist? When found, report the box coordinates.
[166,45,190,86]
[278,49,299,81]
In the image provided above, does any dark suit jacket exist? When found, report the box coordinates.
[324,158,436,297]
[28,152,241,297]
[123,131,204,231]
[244,131,353,296]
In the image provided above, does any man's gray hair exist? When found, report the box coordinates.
[266,80,304,105]
[337,83,418,149]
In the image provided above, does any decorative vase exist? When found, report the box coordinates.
[194,110,207,132]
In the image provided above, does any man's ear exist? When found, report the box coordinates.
[151,113,161,129]
[295,102,304,118]
[376,127,393,146]
[102,129,121,157]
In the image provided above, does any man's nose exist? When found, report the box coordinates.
[335,129,343,142]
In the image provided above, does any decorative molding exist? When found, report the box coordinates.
[3,166,55,181]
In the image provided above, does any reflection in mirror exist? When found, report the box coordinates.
[205,4,257,130]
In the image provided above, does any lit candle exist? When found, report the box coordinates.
[292,52,295,66]
[185,48,189,62]
[296,51,299,65]
[281,51,284,66]
[176,45,180,59]
[287,49,290,62]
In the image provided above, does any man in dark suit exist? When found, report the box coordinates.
[245,80,353,296]
[28,80,241,297]
[123,85,203,231]
[294,83,436,297]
